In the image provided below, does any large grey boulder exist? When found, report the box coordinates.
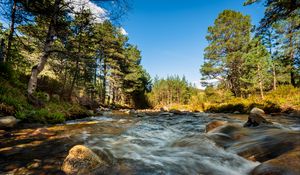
[0,116,18,128]
[61,145,109,175]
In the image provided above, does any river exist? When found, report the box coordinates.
[1,112,300,175]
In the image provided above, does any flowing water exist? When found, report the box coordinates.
[1,113,300,175]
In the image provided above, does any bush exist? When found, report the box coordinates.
[46,112,65,124]
[0,63,14,80]
[34,91,50,102]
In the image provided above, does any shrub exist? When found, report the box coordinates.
[34,91,50,102]
[0,63,14,80]
[46,112,65,124]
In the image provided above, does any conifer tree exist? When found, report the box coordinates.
[200,10,251,97]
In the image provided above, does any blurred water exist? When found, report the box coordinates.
[80,115,259,175]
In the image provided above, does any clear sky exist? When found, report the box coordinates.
[122,0,265,88]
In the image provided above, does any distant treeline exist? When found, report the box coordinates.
[148,76,198,107]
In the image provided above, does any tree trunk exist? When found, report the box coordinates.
[102,60,107,105]
[268,30,277,90]
[5,0,17,62]
[259,80,264,99]
[288,21,296,87]
[258,65,264,99]
[27,0,61,99]
[69,59,79,100]
[0,39,5,63]
[272,63,277,90]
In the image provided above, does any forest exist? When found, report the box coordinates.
[0,0,151,123]
[0,0,299,124]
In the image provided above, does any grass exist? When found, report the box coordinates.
[154,85,300,114]
[204,85,300,114]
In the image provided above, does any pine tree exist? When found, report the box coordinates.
[273,15,300,86]
[241,38,271,98]
[244,0,300,30]
[200,10,252,97]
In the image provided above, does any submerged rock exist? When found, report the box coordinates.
[159,112,174,117]
[0,116,18,128]
[169,109,183,115]
[205,120,228,133]
[288,110,300,118]
[61,145,109,175]
[129,109,137,115]
[244,113,271,127]
[208,122,300,163]
[135,113,146,118]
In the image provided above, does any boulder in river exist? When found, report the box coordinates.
[251,147,300,175]
[0,116,18,128]
[159,112,174,117]
[160,106,169,112]
[288,110,300,118]
[169,109,183,115]
[129,109,137,115]
[205,121,228,133]
[61,145,109,175]
[244,113,271,127]
[135,113,146,118]
[250,107,265,115]
[208,121,300,163]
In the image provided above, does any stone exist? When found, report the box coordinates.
[129,109,137,115]
[251,148,300,175]
[288,110,300,117]
[61,145,109,175]
[160,106,168,112]
[169,109,183,115]
[135,113,146,117]
[250,107,265,115]
[0,116,18,128]
[244,113,271,127]
[205,121,228,133]
[159,112,174,117]
[233,111,240,114]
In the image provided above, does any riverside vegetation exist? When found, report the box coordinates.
[0,0,299,124]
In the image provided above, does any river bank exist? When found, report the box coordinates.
[1,110,300,175]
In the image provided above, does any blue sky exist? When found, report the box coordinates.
[122,0,265,87]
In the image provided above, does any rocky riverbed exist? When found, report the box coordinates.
[0,110,300,175]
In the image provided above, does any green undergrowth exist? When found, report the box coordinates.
[0,65,91,124]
